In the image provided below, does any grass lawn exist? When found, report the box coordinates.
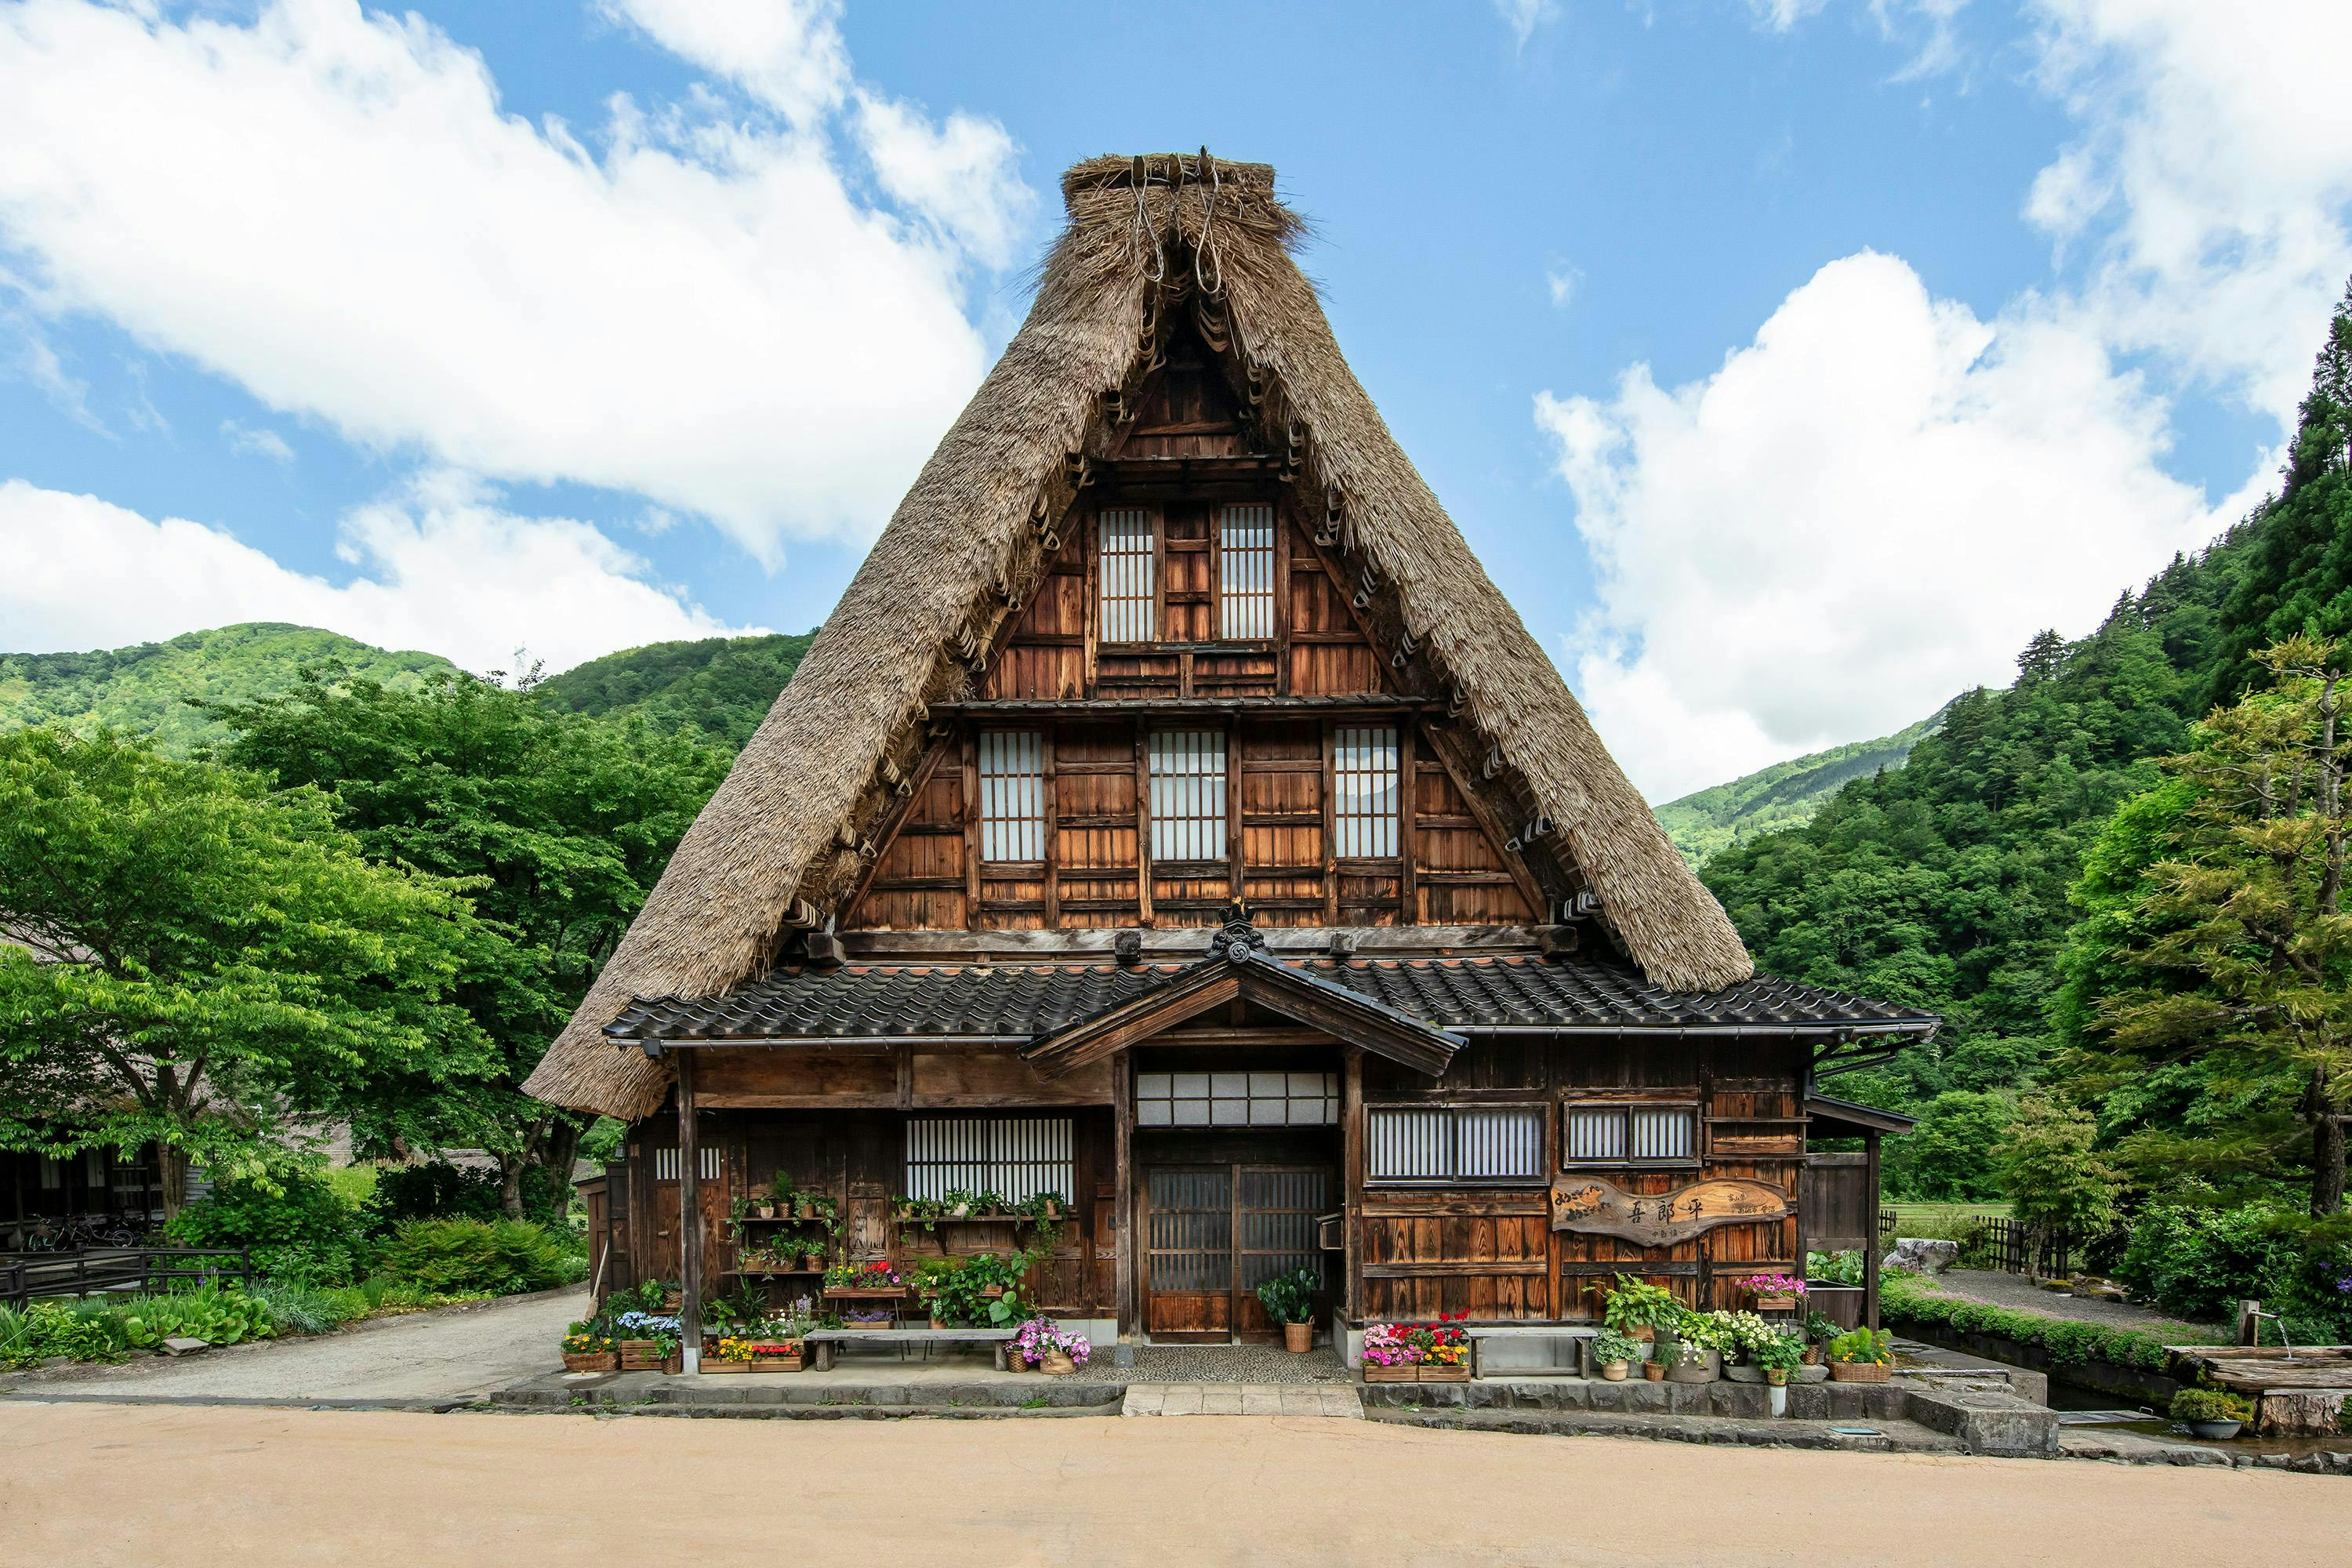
[1884,1200,2010,1229]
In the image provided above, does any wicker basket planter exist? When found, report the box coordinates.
[1828,1360,1892,1383]
[562,1351,619,1374]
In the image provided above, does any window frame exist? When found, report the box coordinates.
[1097,506,1159,646]
[1363,1102,1552,1189]
[975,729,1047,866]
[1559,1099,1703,1171]
[1146,728,1229,866]
[1216,503,1278,641]
[902,1112,1076,1203]
[1330,724,1402,860]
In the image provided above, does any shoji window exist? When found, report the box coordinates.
[652,1145,722,1181]
[1135,1071,1338,1127]
[1366,1105,1546,1185]
[1218,503,1276,638]
[1563,1103,1700,1167]
[1332,726,1401,857]
[1149,730,1227,861]
[903,1116,1074,1202]
[977,731,1046,862]
[1098,508,1156,643]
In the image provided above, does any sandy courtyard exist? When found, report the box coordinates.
[2,1402,2343,1567]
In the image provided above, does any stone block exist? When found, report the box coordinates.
[1882,1238,1958,1276]
[1900,1385,2058,1458]
[1619,1379,1669,1413]
[158,1338,209,1357]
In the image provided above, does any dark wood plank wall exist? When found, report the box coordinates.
[1356,1036,1806,1325]
[622,1105,1117,1319]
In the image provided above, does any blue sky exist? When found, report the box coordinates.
[2,1,2347,799]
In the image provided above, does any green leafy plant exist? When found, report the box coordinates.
[165,1167,373,1288]
[1805,1250,1865,1287]
[376,1218,576,1296]
[1588,1329,1643,1367]
[1803,1310,1842,1346]
[1750,1330,1806,1374]
[1254,1268,1319,1326]
[2168,1388,2250,1425]
[1826,1327,1893,1366]
[1602,1275,1679,1335]
[1880,1269,2213,1370]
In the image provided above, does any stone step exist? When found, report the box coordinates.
[1121,1381,1363,1418]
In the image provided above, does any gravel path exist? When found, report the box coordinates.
[7,1403,2342,1567]
[1924,1270,2221,1341]
[0,1287,584,1404]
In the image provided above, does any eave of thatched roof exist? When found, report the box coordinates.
[525,151,1751,1120]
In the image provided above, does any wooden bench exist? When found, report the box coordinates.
[1462,1325,1595,1379]
[804,1327,1018,1372]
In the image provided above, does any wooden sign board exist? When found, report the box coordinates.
[1549,1175,1788,1247]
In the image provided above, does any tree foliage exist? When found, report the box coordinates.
[530,630,815,750]
[0,728,495,1210]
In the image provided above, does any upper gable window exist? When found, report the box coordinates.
[1218,504,1276,639]
[978,730,1046,862]
[1099,508,1156,644]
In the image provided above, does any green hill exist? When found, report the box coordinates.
[1655,710,1944,866]
[0,623,458,754]
[531,630,818,749]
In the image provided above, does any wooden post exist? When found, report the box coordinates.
[677,1051,702,1374]
[1341,1047,1363,1331]
[2238,1300,2263,1347]
[1863,1129,1882,1333]
[1114,1049,1136,1342]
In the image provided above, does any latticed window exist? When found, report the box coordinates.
[903,1116,1074,1202]
[1563,1102,1699,1166]
[1366,1105,1545,1184]
[1149,730,1226,861]
[977,730,1046,862]
[1098,508,1156,643]
[1218,503,1276,638]
[1135,1071,1338,1127]
[652,1145,722,1181]
[1332,726,1400,857]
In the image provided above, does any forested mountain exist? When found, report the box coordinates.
[531,630,817,749]
[1656,710,1942,866]
[0,624,456,754]
[1706,280,2352,1203]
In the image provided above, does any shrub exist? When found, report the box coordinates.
[2116,1203,2352,1338]
[1880,1269,2210,1370]
[365,1162,508,1229]
[2169,1388,2250,1424]
[250,1279,367,1336]
[165,1169,372,1287]
[376,1218,578,1296]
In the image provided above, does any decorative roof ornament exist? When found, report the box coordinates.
[1207,902,1265,963]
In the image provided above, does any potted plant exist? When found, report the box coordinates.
[561,1323,618,1374]
[1359,1323,1419,1382]
[1800,1310,1838,1365]
[943,1187,978,1220]
[1588,1329,1642,1381]
[1826,1327,1893,1383]
[613,1310,681,1371]
[1737,1272,1808,1313]
[1013,1315,1088,1375]
[1255,1267,1319,1353]
[761,1171,793,1219]
[1751,1329,1805,1388]
[1602,1275,1679,1344]
[2169,1388,2249,1440]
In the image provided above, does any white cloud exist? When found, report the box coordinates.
[0,0,1035,564]
[1545,267,1581,310]
[1537,252,2233,801]
[0,475,756,674]
[1744,0,1831,31]
[221,420,295,466]
[2020,0,2352,426]
[1494,0,1560,49]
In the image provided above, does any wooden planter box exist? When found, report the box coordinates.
[1752,1295,1798,1312]
[617,1340,680,1373]
[1416,1363,1471,1383]
[700,1359,750,1375]
[1362,1363,1418,1383]
[1828,1360,1892,1383]
[562,1351,618,1374]
[748,1345,810,1373]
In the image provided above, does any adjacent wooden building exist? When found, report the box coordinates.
[527,154,1934,1365]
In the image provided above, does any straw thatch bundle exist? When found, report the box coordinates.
[526,153,1750,1119]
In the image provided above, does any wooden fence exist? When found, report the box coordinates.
[1878,1210,2071,1277]
[0,1247,252,1306]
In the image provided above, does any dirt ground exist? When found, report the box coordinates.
[3,1403,2342,1567]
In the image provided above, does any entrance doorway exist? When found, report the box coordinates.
[1144,1163,1330,1342]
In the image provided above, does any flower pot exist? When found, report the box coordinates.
[1766,1367,1788,1387]
[1642,1361,1667,1382]
[1665,1351,1719,1385]
[755,1203,776,1219]
[1044,1200,1062,1220]
[1753,1295,1798,1312]
[562,1351,619,1374]
[797,1200,816,1220]
[928,1316,947,1330]
[1283,1321,1312,1354]
[1040,1349,1076,1377]
[1599,1360,1630,1382]
[1363,1363,1417,1384]
[2184,1420,2241,1440]
[1828,1360,1891,1384]
[1800,1345,1820,1367]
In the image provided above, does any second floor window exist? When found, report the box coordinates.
[1218,504,1276,638]
[978,731,1047,862]
[1563,1102,1700,1166]
[1332,726,1401,857]
[1099,508,1156,643]
[1149,729,1227,861]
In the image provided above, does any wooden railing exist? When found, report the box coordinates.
[0,1247,252,1306]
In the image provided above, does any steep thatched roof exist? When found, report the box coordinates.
[526,152,1751,1120]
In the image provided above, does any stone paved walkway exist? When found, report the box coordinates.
[1121,1381,1363,1417]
